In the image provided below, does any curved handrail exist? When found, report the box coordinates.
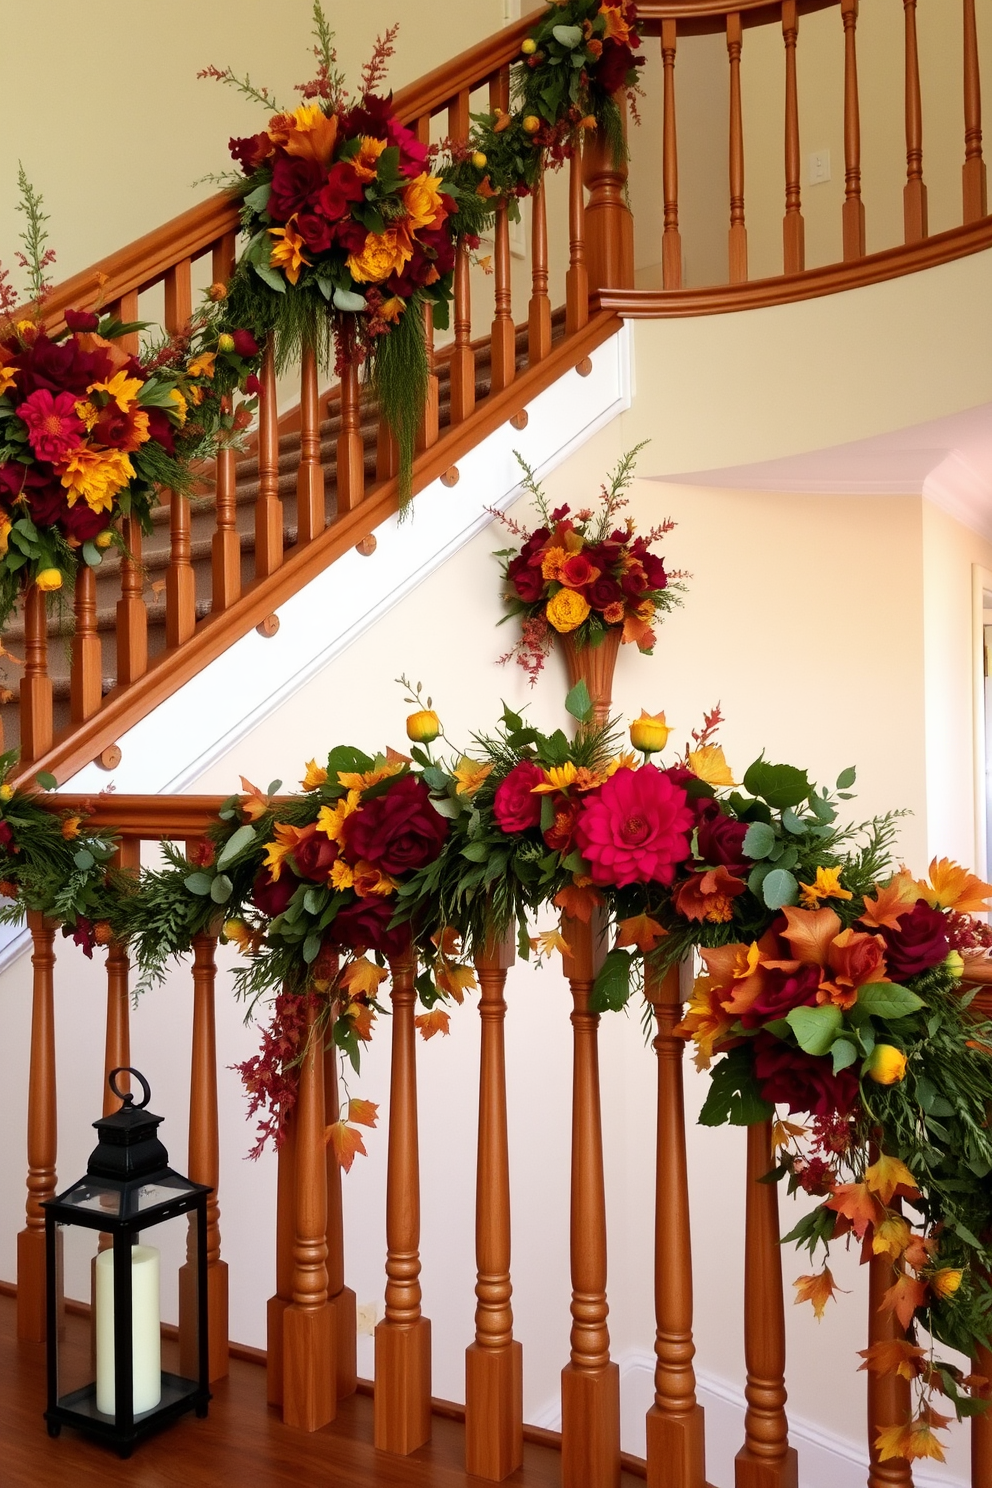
[637,0,838,31]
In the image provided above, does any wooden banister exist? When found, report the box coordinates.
[17,912,57,1342]
[70,566,101,724]
[20,587,53,768]
[565,151,590,337]
[529,171,553,366]
[866,1203,913,1488]
[489,69,517,397]
[584,99,635,291]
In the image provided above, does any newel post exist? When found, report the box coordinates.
[583,102,634,293]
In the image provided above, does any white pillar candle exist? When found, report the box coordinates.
[95,1244,162,1417]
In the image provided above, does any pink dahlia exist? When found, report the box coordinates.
[575,764,694,887]
[17,389,84,465]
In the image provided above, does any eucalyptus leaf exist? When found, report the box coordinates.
[762,868,799,909]
[552,23,584,47]
[591,948,632,1012]
[332,287,367,312]
[184,872,214,897]
[81,541,102,568]
[216,823,257,869]
[564,679,592,722]
[73,849,95,871]
[210,874,233,904]
[742,821,776,860]
[253,261,287,294]
[830,1039,859,1073]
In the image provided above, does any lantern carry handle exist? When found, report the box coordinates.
[108,1066,152,1109]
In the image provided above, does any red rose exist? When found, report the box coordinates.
[64,309,100,333]
[507,553,545,603]
[12,332,114,399]
[231,329,259,359]
[641,552,668,591]
[332,895,410,959]
[587,575,624,612]
[753,1032,860,1117]
[879,900,949,979]
[229,132,274,174]
[268,155,325,223]
[343,775,447,875]
[292,822,338,882]
[252,868,298,918]
[62,502,108,542]
[575,764,694,887]
[316,161,365,222]
[695,802,749,871]
[520,528,550,564]
[543,796,579,852]
[559,553,599,590]
[493,761,545,833]
[621,562,649,599]
[740,964,821,1029]
[144,406,176,455]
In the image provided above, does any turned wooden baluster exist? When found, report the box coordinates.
[337,325,365,512]
[584,98,634,290]
[645,961,706,1488]
[466,933,522,1481]
[565,147,589,336]
[490,68,517,396]
[865,1197,913,1488]
[17,912,57,1341]
[255,337,283,576]
[728,14,748,283]
[782,1,805,274]
[103,840,138,1110]
[296,345,326,546]
[267,1104,297,1407]
[414,113,440,450]
[560,908,621,1488]
[324,1042,358,1398]
[448,88,475,424]
[735,1121,799,1488]
[211,446,240,612]
[903,0,928,242]
[70,563,101,723]
[283,993,336,1431]
[178,931,229,1383]
[841,0,866,260]
[963,0,988,221]
[111,290,148,683]
[661,20,683,290]
[529,169,553,366]
[20,585,53,766]
[164,260,197,646]
[375,945,432,1454]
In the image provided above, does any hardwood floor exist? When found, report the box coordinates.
[1,1296,646,1487]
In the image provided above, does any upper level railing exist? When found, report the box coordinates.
[5,0,990,788]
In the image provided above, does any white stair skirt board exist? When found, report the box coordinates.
[0,326,632,972]
[527,1350,967,1488]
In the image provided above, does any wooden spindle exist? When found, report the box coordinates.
[645,962,706,1488]
[782,0,805,273]
[375,945,432,1455]
[565,149,589,336]
[179,932,229,1383]
[560,908,621,1488]
[417,302,440,451]
[210,447,240,612]
[267,1107,297,1407]
[17,912,57,1342]
[841,0,867,260]
[903,0,929,242]
[165,486,196,648]
[116,515,148,684]
[448,89,475,423]
[70,563,102,724]
[336,328,365,513]
[584,98,635,290]
[662,20,683,289]
[212,230,238,287]
[255,338,284,577]
[489,68,516,395]
[20,584,53,765]
[164,257,192,335]
[103,841,138,1110]
[110,290,140,354]
[296,345,325,546]
[528,170,553,366]
[973,1314,992,1487]
[866,1212,913,1488]
[376,420,399,483]
[728,14,749,283]
[735,1121,799,1488]
[324,1043,358,1399]
[963,0,988,221]
[282,993,336,1431]
[466,934,523,1481]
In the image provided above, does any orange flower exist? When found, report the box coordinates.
[918,856,992,913]
[403,172,446,231]
[541,546,567,581]
[60,815,83,840]
[268,220,310,286]
[380,296,406,324]
[350,134,388,181]
[674,866,747,924]
[346,226,413,284]
[267,103,339,167]
[600,3,632,43]
[675,977,737,1069]
[603,601,625,624]
[352,860,396,898]
[819,927,888,1009]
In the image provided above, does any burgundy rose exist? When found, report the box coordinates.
[332,894,410,959]
[508,553,545,603]
[11,333,113,398]
[641,552,668,591]
[252,868,297,918]
[292,822,338,882]
[316,161,365,222]
[343,774,448,874]
[596,40,641,96]
[520,527,550,564]
[229,132,274,174]
[144,406,176,455]
[621,562,649,599]
[695,801,749,871]
[231,329,259,359]
[740,964,822,1029]
[493,760,545,833]
[587,575,624,612]
[0,820,13,849]
[62,502,108,542]
[64,309,100,333]
[269,154,325,223]
[880,899,949,980]
[753,1032,860,1117]
[0,461,59,509]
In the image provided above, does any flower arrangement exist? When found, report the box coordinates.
[202,5,462,503]
[493,446,685,682]
[0,172,262,626]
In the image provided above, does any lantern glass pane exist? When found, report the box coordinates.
[54,1223,103,1409]
[59,1178,122,1219]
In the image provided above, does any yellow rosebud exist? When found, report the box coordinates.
[630,710,673,756]
[217,333,235,353]
[95,529,114,549]
[930,1268,964,1299]
[521,37,537,54]
[522,115,541,135]
[223,919,245,940]
[472,151,488,170]
[0,784,13,802]
[867,1044,908,1085]
[35,568,63,592]
[407,709,441,744]
[945,949,964,977]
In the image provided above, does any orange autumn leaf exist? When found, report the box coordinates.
[416,1009,451,1041]
[920,857,992,914]
[340,957,389,999]
[772,1119,807,1149]
[793,1267,841,1319]
[622,609,655,649]
[554,882,604,923]
[872,1214,912,1259]
[865,1154,919,1205]
[615,913,667,953]
[778,905,843,967]
[530,928,570,960]
[432,925,462,958]
[858,1339,926,1381]
[903,1232,937,1272]
[902,1418,947,1463]
[436,962,477,1003]
[346,1003,375,1041]
[860,879,918,930]
[348,1098,379,1129]
[326,1120,367,1173]
[385,745,413,765]
[881,1273,929,1329]
[825,1182,884,1239]
[239,775,275,821]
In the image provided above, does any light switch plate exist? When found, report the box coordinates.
[808,149,831,186]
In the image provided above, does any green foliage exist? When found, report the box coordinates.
[698,1047,774,1127]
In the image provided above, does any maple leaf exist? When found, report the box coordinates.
[554,883,603,923]
[778,905,842,967]
[416,1009,451,1040]
[865,1154,919,1205]
[881,1273,929,1329]
[860,879,917,930]
[615,913,667,953]
[874,1423,913,1462]
[340,956,389,998]
[921,857,992,914]
[240,775,275,821]
[622,610,655,649]
[346,1003,375,1041]
[772,1119,808,1149]
[825,1183,884,1239]
[872,1214,912,1259]
[436,962,477,1003]
[348,1098,379,1128]
[793,1267,840,1319]
[530,928,570,960]
[858,1339,926,1380]
[904,1418,948,1463]
[687,744,736,786]
[432,926,462,958]
[902,1233,937,1272]
[326,1120,367,1173]
[385,746,413,765]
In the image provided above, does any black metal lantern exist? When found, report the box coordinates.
[42,1067,210,1457]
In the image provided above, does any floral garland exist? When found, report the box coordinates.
[0,172,262,628]
[493,446,685,681]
